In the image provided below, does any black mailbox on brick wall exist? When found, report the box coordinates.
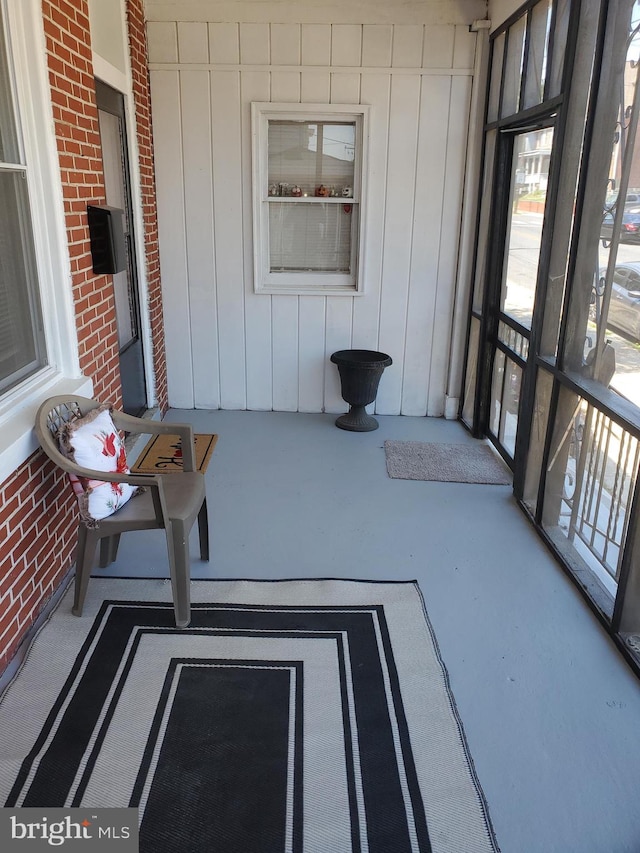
[87,204,127,275]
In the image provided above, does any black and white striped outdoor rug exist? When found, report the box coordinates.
[0,579,500,852]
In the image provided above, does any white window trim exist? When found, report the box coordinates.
[251,102,370,296]
[0,0,91,485]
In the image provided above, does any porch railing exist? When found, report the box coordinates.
[562,402,640,582]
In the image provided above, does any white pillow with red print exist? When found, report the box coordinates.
[59,405,138,525]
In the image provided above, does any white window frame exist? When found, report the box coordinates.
[251,102,370,295]
[0,0,91,485]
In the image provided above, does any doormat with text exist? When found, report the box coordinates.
[130,433,217,474]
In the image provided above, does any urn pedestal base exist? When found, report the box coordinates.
[330,349,392,432]
[334,406,380,432]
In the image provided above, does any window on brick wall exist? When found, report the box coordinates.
[0,0,88,485]
[0,5,46,393]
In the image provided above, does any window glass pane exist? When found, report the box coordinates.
[501,127,554,328]
[0,10,19,164]
[523,367,554,513]
[501,15,526,118]
[523,0,553,110]
[268,121,355,199]
[462,316,481,426]
[542,387,639,618]
[548,0,571,98]
[269,201,355,273]
[0,170,45,392]
[499,357,521,456]
[473,130,496,311]
[498,320,529,359]
[489,350,521,457]
[490,348,505,436]
[564,6,640,410]
[487,33,505,123]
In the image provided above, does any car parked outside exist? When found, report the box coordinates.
[595,262,640,341]
[600,208,640,244]
[605,188,640,208]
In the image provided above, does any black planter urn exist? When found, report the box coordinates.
[330,349,392,431]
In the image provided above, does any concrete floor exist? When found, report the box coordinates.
[94,410,640,853]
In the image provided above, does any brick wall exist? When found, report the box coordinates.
[127,0,168,412]
[0,457,76,673]
[0,0,166,672]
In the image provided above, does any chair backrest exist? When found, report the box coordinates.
[43,400,82,437]
[35,396,101,474]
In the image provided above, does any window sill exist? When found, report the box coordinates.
[0,370,93,485]
[256,284,363,296]
[255,270,362,295]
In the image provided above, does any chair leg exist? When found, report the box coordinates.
[73,525,99,616]
[99,534,121,568]
[198,499,209,561]
[166,521,191,628]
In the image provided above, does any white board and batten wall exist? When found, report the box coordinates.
[146,1,486,416]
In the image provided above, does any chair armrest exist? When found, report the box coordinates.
[73,468,164,490]
[111,414,197,473]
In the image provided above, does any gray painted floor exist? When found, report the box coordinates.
[95,410,640,853]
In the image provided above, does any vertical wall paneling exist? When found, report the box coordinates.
[362,25,393,67]
[147,21,178,63]
[402,76,451,416]
[391,25,424,68]
[270,67,302,106]
[423,25,455,68]
[150,70,193,407]
[242,71,273,410]
[210,71,247,409]
[180,69,220,409]
[301,24,332,66]
[177,22,209,62]
[352,74,391,354]
[453,25,478,69]
[331,24,362,66]
[301,71,331,102]
[298,297,327,412]
[209,23,239,64]
[270,71,301,102]
[272,296,300,411]
[376,74,422,415]
[240,23,270,64]
[330,71,360,105]
[428,75,472,416]
[149,15,477,415]
[324,296,354,412]
[270,70,301,412]
[271,24,301,65]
